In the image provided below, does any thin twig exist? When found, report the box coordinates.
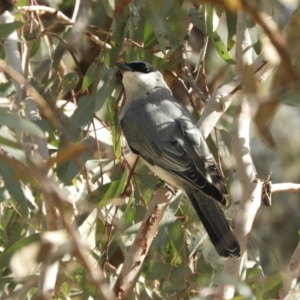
[241,0,299,84]
[13,5,112,49]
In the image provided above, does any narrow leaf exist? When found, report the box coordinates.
[0,21,23,39]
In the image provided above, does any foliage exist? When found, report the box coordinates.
[0,0,300,299]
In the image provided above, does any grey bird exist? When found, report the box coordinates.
[116,60,240,258]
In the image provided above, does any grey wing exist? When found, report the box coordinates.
[123,114,227,205]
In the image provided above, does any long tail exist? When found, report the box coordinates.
[186,190,240,258]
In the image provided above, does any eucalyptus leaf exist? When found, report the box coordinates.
[62,136,95,185]
[70,95,95,128]
[0,21,23,39]
[144,262,171,280]
[226,10,237,50]
[0,109,44,139]
[0,80,15,97]
[88,169,128,208]
[145,0,170,54]
[62,72,80,92]
[0,163,27,216]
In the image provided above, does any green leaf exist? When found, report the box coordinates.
[0,80,15,97]
[188,6,207,34]
[102,0,114,18]
[145,0,170,54]
[29,38,41,58]
[0,109,45,139]
[160,193,182,227]
[70,95,95,128]
[88,169,128,208]
[111,7,130,45]
[107,95,122,160]
[162,282,186,293]
[161,0,175,17]
[95,63,115,111]
[247,18,261,55]
[206,5,235,64]
[0,21,24,39]
[144,21,158,49]
[281,92,300,106]
[144,262,171,280]
[170,264,193,285]
[263,273,282,299]
[3,210,27,248]
[0,163,28,216]
[62,136,95,185]
[169,219,184,254]
[0,186,10,203]
[0,135,21,150]
[0,277,15,285]
[0,127,25,163]
[62,72,80,92]
[33,119,54,133]
[189,5,235,64]
[82,57,98,92]
[226,10,237,50]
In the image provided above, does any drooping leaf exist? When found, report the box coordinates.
[0,127,25,162]
[88,169,128,208]
[0,21,23,39]
[189,5,235,64]
[206,4,235,64]
[107,95,122,160]
[143,261,172,280]
[0,80,15,97]
[0,109,45,139]
[145,0,170,54]
[70,95,95,128]
[95,62,115,111]
[62,72,80,92]
[61,136,95,185]
[188,6,207,34]
[247,17,262,55]
[82,56,99,92]
[226,10,237,50]
[0,162,28,217]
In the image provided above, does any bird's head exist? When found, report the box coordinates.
[116,60,169,101]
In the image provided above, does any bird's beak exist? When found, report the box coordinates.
[116,62,132,73]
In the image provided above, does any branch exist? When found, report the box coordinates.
[113,187,173,299]
[197,7,300,138]
[279,242,300,300]
[241,0,299,84]
[13,5,111,49]
[215,10,262,299]
[272,183,300,193]
[197,52,271,139]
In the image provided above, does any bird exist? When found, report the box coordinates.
[116,60,240,258]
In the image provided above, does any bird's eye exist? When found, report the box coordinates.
[128,61,155,73]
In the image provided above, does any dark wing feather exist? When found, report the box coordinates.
[131,136,227,205]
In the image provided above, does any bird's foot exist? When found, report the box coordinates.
[155,180,177,195]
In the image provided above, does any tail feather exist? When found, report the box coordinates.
[186,190,240,258]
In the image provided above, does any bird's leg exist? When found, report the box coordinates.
[155,180,177,195]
